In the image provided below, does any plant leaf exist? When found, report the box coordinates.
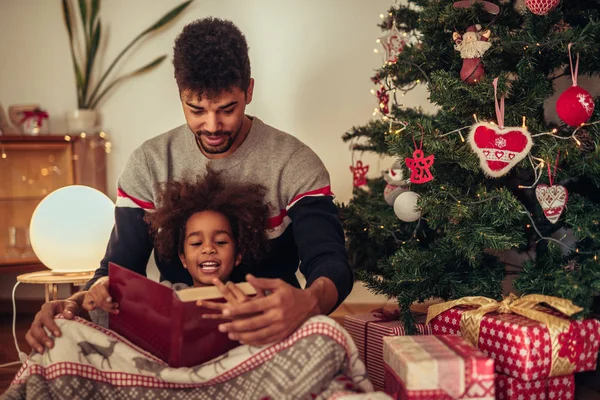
[87,1,192,106]
[141,0,193,35]
[61,0,73,40]
[89,0,100,37]
[78,0,88,35]
[75,61,85,108]
[82,20,101,106]
[89,55,167,108]
[62,0,86,107]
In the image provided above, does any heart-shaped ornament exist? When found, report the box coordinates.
[468,122,533,177]
[535,184,568,224]
[524,0,560,15]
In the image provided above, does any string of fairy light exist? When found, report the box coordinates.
[433,114,600,258]
[364,10,600,261]
[0,132,112,192]
[356,7,600,260]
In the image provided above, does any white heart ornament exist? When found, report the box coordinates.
[535,184,568,224]
[468,122,533,178]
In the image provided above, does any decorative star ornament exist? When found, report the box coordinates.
[379,21,405,63]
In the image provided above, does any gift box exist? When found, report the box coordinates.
[426,294,600,381]
[495,373,574,400]
[383,335,495,399]
[344,310,432,390]
[19,108,49,135]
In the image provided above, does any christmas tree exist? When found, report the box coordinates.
[341,0,600,330]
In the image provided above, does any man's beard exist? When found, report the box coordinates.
[195,130,236,154]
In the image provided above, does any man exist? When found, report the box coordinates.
[26,17,353,353]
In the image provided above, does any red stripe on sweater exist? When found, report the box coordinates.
[267,186,334,229]
[288,186,333,208]
[117,188,155,210]
[267,211,287,229]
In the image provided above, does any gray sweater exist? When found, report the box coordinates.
[85,116,353,308]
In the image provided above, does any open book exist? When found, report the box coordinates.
[108,262,255,368]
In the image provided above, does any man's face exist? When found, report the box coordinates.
[181,80,254,158]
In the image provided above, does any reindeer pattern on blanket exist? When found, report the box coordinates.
[2,315,391,400]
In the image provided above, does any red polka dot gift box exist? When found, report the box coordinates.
[495,373,574,400]
[425,294,600,382]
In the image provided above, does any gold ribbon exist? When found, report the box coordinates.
[425,293,583,377]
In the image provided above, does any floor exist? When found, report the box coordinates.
[1,309,600,399]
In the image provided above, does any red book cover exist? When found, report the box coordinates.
[108,262,253,368]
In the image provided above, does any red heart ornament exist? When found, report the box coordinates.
[524,0,560,15]
[468,122,533,177]
[535,184,568,224]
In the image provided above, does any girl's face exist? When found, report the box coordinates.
[179,210,241,286]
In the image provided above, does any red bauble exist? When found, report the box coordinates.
[460,58,485,84]
[524,0,560,15]
[556,86,595,127]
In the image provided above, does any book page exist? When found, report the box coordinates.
[175,282,257,302]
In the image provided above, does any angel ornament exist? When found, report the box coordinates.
[452,24,491,84]
[405,149,434,184]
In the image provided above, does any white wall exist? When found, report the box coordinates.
[0,0,436,204]
[0,0,436,301]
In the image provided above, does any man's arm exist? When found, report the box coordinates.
[84,145,156,289]
[288,195,354,313]
[214,147,353,345]
[83,206,154,290]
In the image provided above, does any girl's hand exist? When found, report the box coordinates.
[198,279,264,319]
[82,277,119,314]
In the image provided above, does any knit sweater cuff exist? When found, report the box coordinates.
[305,261,354,313]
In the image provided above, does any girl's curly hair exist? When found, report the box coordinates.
[173,17,251,99]
[145,169,269,267]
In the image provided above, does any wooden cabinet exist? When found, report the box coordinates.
[0,134,107,273]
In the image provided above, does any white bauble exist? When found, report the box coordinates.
[393,191,421,222]
[30,185,115,272]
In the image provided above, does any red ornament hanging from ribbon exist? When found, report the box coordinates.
[535,152,568,224]
[405,125,434,184]
[556,44,595,127]
[376,85,390,115]
[468,78,533,177]
[350,160,369,187]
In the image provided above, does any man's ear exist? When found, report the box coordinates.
[235,253,242,266]
[179,253,188,269]
[245,78,254,105]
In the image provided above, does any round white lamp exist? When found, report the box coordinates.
[29,185,115,273]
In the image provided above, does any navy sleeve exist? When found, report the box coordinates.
[288,195,354,310]
[83,207,153,290]
[83,145,156,290]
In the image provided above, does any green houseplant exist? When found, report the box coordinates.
[61,0,193,131]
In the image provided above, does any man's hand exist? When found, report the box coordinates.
[210,274,322,346]
[197,278,264,312]
[25,295,82,354]
[82,277,118,314]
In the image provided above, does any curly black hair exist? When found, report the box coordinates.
[173,17,251,99]
[144,169,269,268]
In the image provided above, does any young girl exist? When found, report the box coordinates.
[83,168,270,319]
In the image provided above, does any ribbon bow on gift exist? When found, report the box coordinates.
[425,293,583,377]
[19,109,49,126]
